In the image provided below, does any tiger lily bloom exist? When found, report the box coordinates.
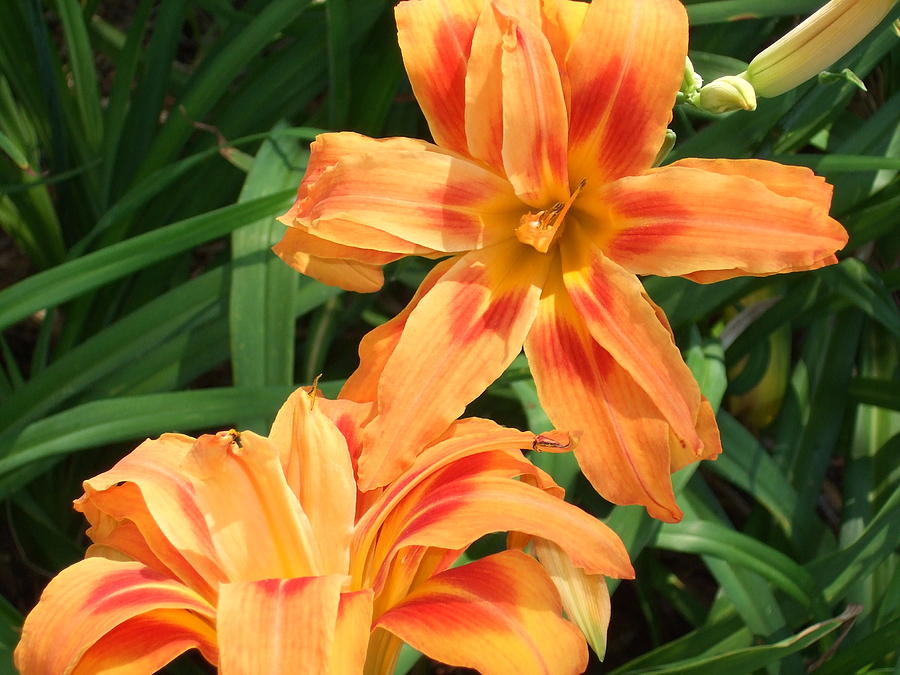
[15,388,632,674]
[273,0,848,521]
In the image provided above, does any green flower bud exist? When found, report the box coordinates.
[745,0,897,98]
[694,75,757,114]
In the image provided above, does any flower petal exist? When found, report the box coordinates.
[341,258,457,404]
[395,0,483,156]
[77,434,226,595]
[269,388,357,575]
[352,421,537,582]
[463,1,506,171]
[357,241,550,490]
[15,558,217,675]
[273,227,400,293]
[498,4,569,207]
[282,133,520,255]
[79,486,217,601]
[216,575,344,675]
[330,590,376,675]
[379,471,633,581]
[566,0,687,183]
[535,539,611,661]
[561,226,704,453]
[601,161,847,281]
[539,0,588,71]
[82,432,322,584]
[524,268,682,521]
[377,550,588,675]
[671,397,722,472]
[71,609,217,675]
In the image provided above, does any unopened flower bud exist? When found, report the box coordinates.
[694,75,757,114]
[744,0,897,98]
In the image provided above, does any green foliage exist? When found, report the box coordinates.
[0,1,897,674]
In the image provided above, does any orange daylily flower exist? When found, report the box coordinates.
[15,389,632,675]
[274,0,848,521]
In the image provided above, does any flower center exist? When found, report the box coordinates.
[514,179,586,253]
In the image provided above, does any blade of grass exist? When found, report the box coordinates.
[325,0,350,129]
[230,125,307,430]
[686,0,821,25]
[140,0,313,176]
[53,0,103,152]
[615,606,860,675]
[0,191,292,331]
[97,0,154,207]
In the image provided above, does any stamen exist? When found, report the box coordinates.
[515,179,586,253]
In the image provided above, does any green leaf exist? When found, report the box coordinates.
[809,482,900,604]
[684,330,726,411]
[0,130,28,169]
[54,0,103,151]
[710,412,798,535]
[325,0,351,129]
[822,258,900,339]
[616,606,861,674]
[655,520,822,609]
[686,0,821,25]
[818,68,867,92]
[848,377,900,412]
[0,593,22,675]
[0,191,292,331]
[141,0,314,175]
[0,266,228,435]
[229,124,308,430]
[813,617,900,675]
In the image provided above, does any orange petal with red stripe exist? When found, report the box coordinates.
[82,432,321,584]
[269,388,357,576]
[497,3,570,207]
[352,422,537,577]
[282,133,519,255]
[524,269,682,521]
[357,241,550,490]
[216,575,345,675]
[14,558,217,675]
[377,550,588,675]
[273,227,401,293]
[341,258,457,404]
[566,0,687,183]
[463,1,506,171]
[602,161,847,281]
[376,471,633,583]
[395,0,483,156]
[561,227,703,454]
[78,481,217,599]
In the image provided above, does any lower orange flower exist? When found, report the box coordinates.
[15,389,632,674]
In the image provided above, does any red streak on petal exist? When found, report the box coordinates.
[332,413,364,467]
[427,19,476,151]
[447,289,528,344]
[568,55,625,144]
[532,314,614,387]
[606,189,690,257]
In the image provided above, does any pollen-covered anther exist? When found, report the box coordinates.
[223,429,243,450]
[515,179,586,253]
